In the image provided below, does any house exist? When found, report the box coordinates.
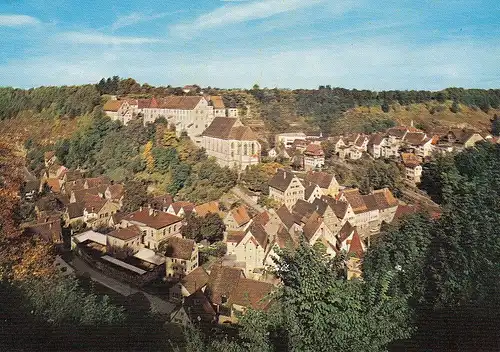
[63,202,85,226]
[205,264,274,323]
[275,132,307,148]
[224,205,251,231]
[310,197,352,233]
[304,171,340,197]
[149,194,174,212]
[276,205,301,233]
[303,181,323,203]
[205,264,244,322]
[107,227,142,253]
[228,278,274,320]
[70,187,103,203]
[84,176,111,189]
[303,144,325,171]
[194,201,219,217]
[163,237,199,279]
[226,223,271,276]
[201,117,261,171]
[23,218,63,244]
[268,169,305,209]
[43,178,62,193]
[103,100,123,121]
[171,289,216,326]
[401,153,422,184]
[142,96,215,143]
[121,209,183,250]
[367,134,384,158]
[339,188,371,231]
[207,95,235,118]
[371,188,399,224]
[167,201,196,218]
[327,135,346,154]
[302,212,337,255]
[83,196,120,229]
[170,266,210,301]
[44,151,56,167]
[104,184,124,206]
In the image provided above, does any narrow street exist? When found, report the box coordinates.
[230,185,265,213]
[70,256,176,315]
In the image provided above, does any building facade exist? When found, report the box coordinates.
[201,117,261,171]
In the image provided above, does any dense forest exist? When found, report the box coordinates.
[1,77,500,136]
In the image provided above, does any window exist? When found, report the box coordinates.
[243,144,248,155]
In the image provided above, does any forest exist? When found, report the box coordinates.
[2,77,500,135]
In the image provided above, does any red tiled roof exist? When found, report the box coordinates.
[304,171,335,189]
[348,232,365,258]
[108,227,141,241]
[302,212,323,242]
[206,264,243,305]
[226,231,246,244]
[304,143,324,156]
[45,178,61,193]
[124,209,182,229]
[181,266,209,295]
[194,201,219,217]
[372,188,398,210]
[229,278,274,310]
[103,100,122,112]
[342,189,368,214]
[202,117,258,141]
[338,221,356,243]
[155,96,203,110]
[209,96,225,109]
[164,237,196,260]
[229,205,251,227]
[269,169,298,192]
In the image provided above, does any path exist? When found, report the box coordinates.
[231,186,265,213]
[70,256,176,315]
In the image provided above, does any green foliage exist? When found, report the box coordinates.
[122,179,150,212]
[361,118,396,133]
[364,213,434,304]
[21,276,125,325]
[491,114,500,136]
[177,158,237,203]
[0,85,101,120]
[181,213,226,243]
[381,100,390,113]
[450,100,460,113]
[354,159,404,195]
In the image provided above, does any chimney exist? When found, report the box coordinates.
[221,294,228,304]
[149,208,154,216]
[140,206,143,212]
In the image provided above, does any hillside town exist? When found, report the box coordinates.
[16,90,497,331]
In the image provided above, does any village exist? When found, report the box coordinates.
[18,91,498,330]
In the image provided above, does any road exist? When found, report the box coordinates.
[70,256,176,315]
[230,186,265,213]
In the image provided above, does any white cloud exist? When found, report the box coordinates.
[1,37,499,90]
[0,14,41,27]
[171,0,328,35]
[111,12,173,31]
[59,31,163,45]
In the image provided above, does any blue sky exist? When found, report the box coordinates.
[0,0,499,89]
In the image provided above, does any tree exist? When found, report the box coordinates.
[181,213,226,243]
[381,100,390,113]
[142,141,154,173]
[450,100,460,113]
[491,114,500,136]
[122,179,150,212]
[356,159,404,195]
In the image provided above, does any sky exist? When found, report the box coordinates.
[0,0,499,90]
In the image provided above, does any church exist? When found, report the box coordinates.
[201,117,261,171]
